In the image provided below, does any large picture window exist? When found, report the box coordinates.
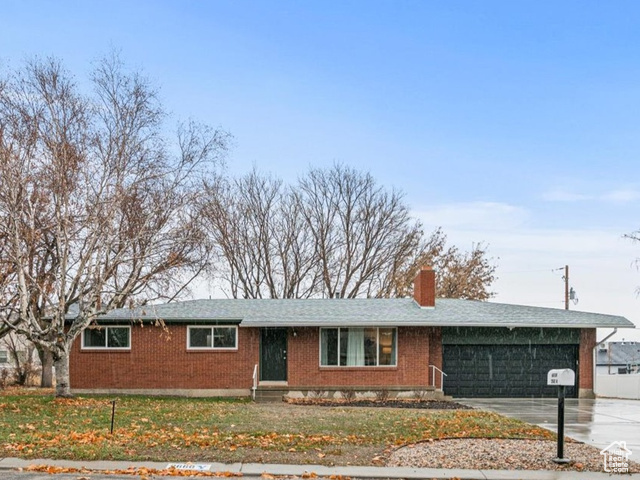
[320,327,396,366]
[187,326,237,350]
[82,326,130,349]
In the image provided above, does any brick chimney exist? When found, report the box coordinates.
[413,266,436,307]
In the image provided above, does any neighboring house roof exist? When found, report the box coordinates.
[93,297,635,329]
[596,342,640,366]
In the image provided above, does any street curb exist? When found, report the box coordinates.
[1,457,639,479]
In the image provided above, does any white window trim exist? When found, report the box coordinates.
[318,327,397,367]
[187,325,238,351]
[81,326,131,350]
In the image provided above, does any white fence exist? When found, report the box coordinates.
[596,374,640,399]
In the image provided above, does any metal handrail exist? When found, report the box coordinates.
[429,364,447,391]
[251,364,258,401]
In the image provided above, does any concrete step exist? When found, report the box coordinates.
[254,388,287,403]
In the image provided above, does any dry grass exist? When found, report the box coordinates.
[0,391,555,466]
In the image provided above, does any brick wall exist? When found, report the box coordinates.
[579,328,597,394]
[73,323,588,394]
[287,327,432,388]
[428,327,443,388]
[70,325,436,390]
[70,325,259,390]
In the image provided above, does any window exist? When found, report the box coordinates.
[82,326,130,349]
[320,327,396,366]
[187,326,237,350]
[0,350,7,363]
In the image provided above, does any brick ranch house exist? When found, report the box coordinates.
[70,267,634,399]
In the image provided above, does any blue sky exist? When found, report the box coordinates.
[3,1,640,338]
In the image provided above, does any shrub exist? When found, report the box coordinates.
[413,389,430,401]
[308,389,327,399]
[340,389,356,403]
[375,389,390,403]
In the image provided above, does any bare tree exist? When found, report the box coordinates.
[205,165,496,301]
[201,169,319,298]
[0,54,229,396]
[0,238,18,339]
[0,61,59,385]
[297,164,423,298]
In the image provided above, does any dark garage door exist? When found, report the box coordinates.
[443,344,579,398]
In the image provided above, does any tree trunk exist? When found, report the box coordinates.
[38,347,54,388]
[53,348,73,398]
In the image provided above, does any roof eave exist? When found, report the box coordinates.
[239,321,636,328]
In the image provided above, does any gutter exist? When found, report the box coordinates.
[593,328,618,397]
[240,322,634,328]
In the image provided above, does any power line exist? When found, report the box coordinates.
[499,269,562,274]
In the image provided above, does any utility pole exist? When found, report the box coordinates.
[555,265,576,309]
[564,265,569,310]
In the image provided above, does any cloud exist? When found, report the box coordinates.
[412,201,630,254]
[541,187,640,204]
[412,201,634,256]
[541,189,591,202]
[602,189,640,203]
[413,201,529,232]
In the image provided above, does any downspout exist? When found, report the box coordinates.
[593,328,617,397]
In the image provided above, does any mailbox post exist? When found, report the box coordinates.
[547,368,575,464]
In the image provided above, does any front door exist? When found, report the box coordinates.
[260,328,288,382]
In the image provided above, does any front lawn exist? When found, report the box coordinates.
[0,390,555,465]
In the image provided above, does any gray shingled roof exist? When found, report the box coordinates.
[94,297,635,329]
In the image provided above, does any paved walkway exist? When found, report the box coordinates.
[1,457,639,480]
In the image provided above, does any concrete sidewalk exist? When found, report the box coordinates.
[1,457,639,480]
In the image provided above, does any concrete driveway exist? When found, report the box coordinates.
[462,398,640,454]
